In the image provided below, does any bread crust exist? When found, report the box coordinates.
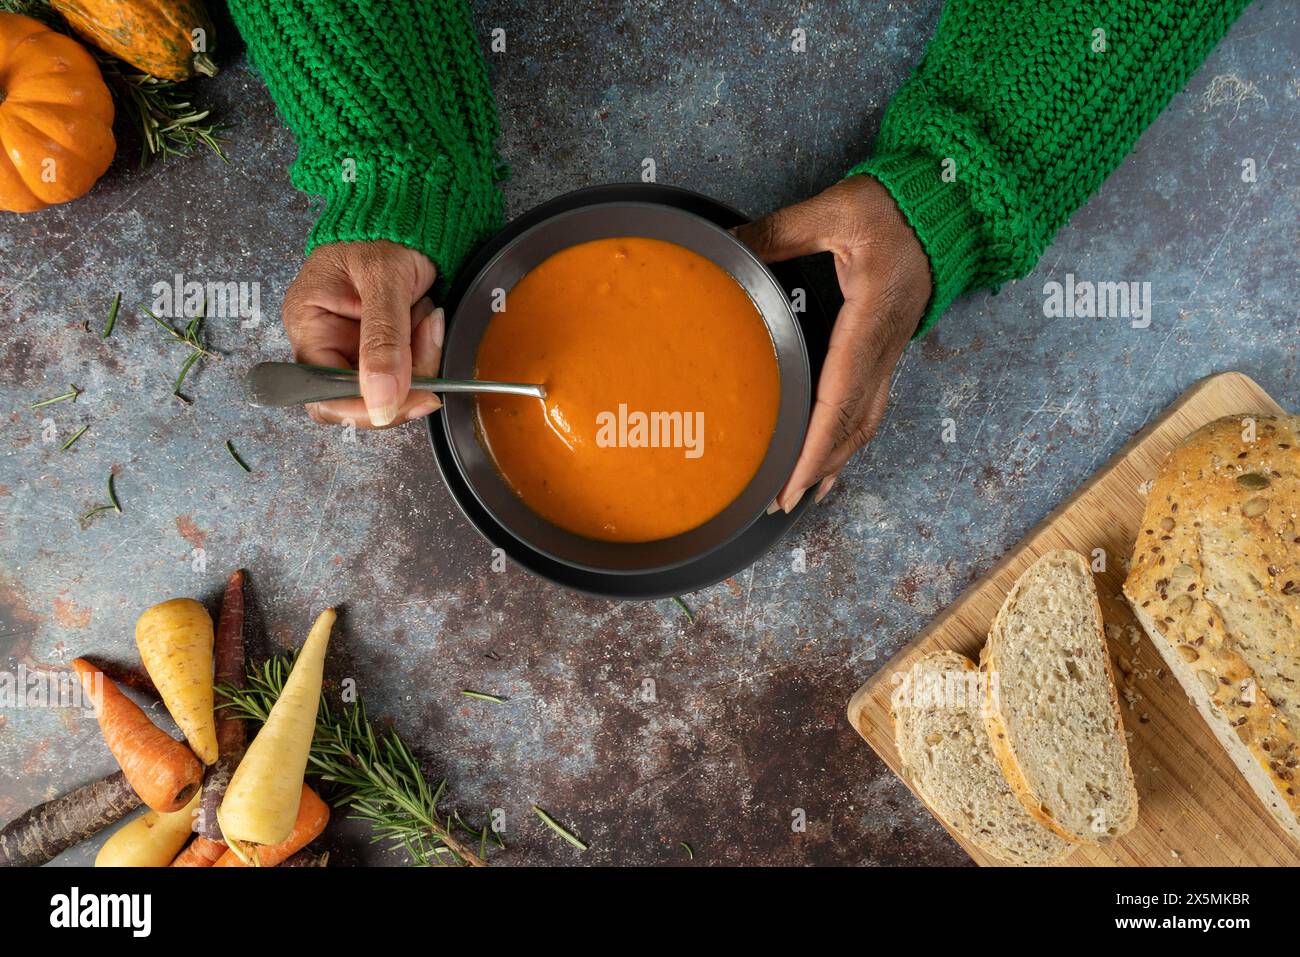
[980,549,1139,844]
[1122,414,1300,842]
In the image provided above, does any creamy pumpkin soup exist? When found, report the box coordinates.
[475,236,780,542]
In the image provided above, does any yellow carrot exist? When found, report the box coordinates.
[95,790,199,867]
[217,608,334,849]
[135,598,218,764]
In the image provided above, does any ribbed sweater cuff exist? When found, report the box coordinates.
[846,151,984,337]
[293,151,503,285]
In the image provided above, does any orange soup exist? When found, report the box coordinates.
[475,236,780,542]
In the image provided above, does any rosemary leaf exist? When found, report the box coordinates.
[31,385,81,409]
[680,841,694,860]
[79,472,121,523]
[225,440,251,473]
[173,348,201,396]
[460,690,505,704]
[61,425,89,451]
[145,307,218,357]
[103,292,121,339]
[532,805,588,851]
[672,596,695,623]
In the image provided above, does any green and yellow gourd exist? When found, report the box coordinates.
[50,0,218,81]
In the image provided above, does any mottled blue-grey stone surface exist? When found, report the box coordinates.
[0,0,1295,865]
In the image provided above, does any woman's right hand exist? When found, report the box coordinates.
[281,240,444,429]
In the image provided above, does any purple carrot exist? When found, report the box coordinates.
[0,771,141,866]
[197,569,247,840]
[279,848,330,867]
[79,655,158,698]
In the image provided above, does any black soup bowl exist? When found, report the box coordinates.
[439,199,811,575]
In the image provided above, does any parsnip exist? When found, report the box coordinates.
[212,785,328,867]
[95,791,199,867]
[135,598,218,764]
[217,608,335,848]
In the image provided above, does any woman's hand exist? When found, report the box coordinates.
[736,175,932,511]
[281,240,444,428]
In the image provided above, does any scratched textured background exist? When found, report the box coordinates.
[0,0,1296,866]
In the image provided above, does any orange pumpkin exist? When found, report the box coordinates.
[0,13,115,213]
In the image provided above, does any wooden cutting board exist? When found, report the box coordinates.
[846,371,1298,866]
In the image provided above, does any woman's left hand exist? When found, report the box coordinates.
[735,175,932,511]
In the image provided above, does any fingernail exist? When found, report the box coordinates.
[765,500,781,516]
[430,307,445,350]
[782,487,807,514]
[814,476,837,505]
[364,373,400,427]
[404,396,442,421]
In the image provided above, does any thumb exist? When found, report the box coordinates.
[733,192,838,263]
[354,272,414,427]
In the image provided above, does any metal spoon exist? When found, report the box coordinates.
[244,362,546,407]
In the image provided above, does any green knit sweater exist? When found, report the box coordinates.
[849,0,1251,334]
[227,0,505,282]
[230,0,1249,332]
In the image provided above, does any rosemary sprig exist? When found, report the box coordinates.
[0,0,225,165]
[225,440,251,472]
[218,655,502,867]
[145,305,218,401]
[102,292,121,339]
[532,805,588,851]
[31,385,81,408]
[146,308,219,358]
[114,72,227,167]
[460,690,505,704]
[61,425,89,451]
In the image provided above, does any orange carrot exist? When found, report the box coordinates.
[212,784,328,867]
[170,836,226,867]
[72,658,203,813]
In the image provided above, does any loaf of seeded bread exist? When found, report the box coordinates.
[891,650,1073,865]
[1123,414,1300,843]
[980,550,1139,843]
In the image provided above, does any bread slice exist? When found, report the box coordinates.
[980,550,1138,843]
[1123,414,1300,844]
[890,650,1072,865]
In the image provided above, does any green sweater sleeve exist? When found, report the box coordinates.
[227,0,504,283]
[848,0,1251,336]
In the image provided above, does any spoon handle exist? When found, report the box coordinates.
[244,362,546,407]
